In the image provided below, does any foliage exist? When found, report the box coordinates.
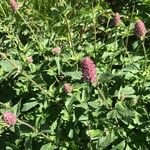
[0,0,150,149]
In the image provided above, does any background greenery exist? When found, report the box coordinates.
[0,0,150,149]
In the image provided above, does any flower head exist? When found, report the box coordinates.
[113,12,121,26]
[10,0,19,12]
[81,57,97,83]
[26,56,33,63]
[64,83,72,93]
[52,47,61,55]
[0,52,7,59]
[2,112,17,126]
[135,20,147,37]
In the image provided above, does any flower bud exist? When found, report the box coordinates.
[10,0,19,12]
[64,83,72,93]
[81,57,97,83]
[0,52,7,59]
[52,47,61,55]
[2,112,17,126]
[26,56,33,63]
[113,12,121,26]
[135,20,147,37]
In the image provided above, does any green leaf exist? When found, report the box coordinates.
[68,129,74,139]
[107,110,119,120]
[40,143,55,150]
[0,59,22,72]
[22,101,39,112]
[86,129,101,139]
[112,140,125,150]
[0,60,13,72]
[13,100,21,116]
[118,86,135,97]
[99,130,117,149]
[88,101,100,108]
[115,102,134,123]
[63,71,82,80]
[55,57,61,75]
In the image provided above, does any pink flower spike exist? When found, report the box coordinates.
[81,57,97,83]
[135,20,147,37]
[113,12,121,26]
[52,47,61,55]
[10,0,19,12]
[64,83,72,93]
[2,112,17,126]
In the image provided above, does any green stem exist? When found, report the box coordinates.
[18,120,54,141]
[142,40,148,88]
[0,102,53,142]
[17,12,35,38]
[0,53,52,100]
[125,5,135,52]
[17,11,42,51]
[142,40,147,71]
[110,27,118,70]
[92,3,97,58]
[0,3,7,18]
[64,15,74,55]
[18,120,35,131]
[97,87,107,102]
[22,71,51,98]
[124,5,135,62]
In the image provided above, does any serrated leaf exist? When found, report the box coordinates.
[86,129,101,139]
[13,100,21,116]
[0,59,22,72]
[22,101,39,112]
[118,86,135,96]
[88,101,100,108]
[40,143,55,150]
[99,130,117,148]
[63,71,82,80]
[112,140,125,150]
[0,60,13,72]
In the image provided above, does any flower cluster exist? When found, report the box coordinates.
[52,47,61,55]
[10,0,19,12]
[63,83,72,93]
[81,57,97,83]
[135,20,147,37]
[113,12,121,26]
[2,112,17,126]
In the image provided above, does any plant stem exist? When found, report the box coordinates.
[141,40,148,88]
[18,120,54,141]
[0,3,7,18]
[18,120,35,131]
[22,71,51,98]
[142,40,147,71]
[0,102,53,142]
[97,87,107,102]
[92,3,97,58]
[125,5,135,51]
[0,52,52,100]
[110,27,118,70]
[64,15,74,55]
[17,11,42,51]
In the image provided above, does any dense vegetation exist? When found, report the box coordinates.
[0,0,150,149]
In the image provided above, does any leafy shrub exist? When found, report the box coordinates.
[0,0,150,149]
